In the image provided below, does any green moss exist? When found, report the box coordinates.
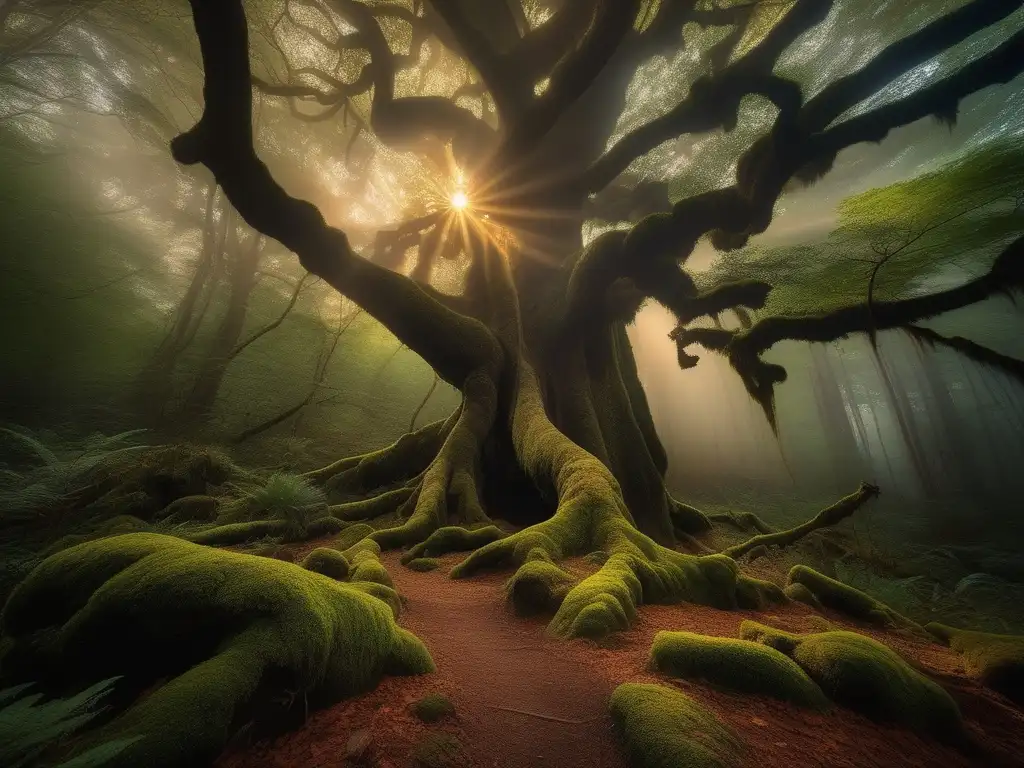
[405,557,441,572]
[0,533,433,768]
[609,683,742,768]
[348,546,394,589]
[411,732,462,768]
[649,631,828,708]
[328,487,414,521]
[740,622,963,739]
[335,523,375,552]
[348,581,403,619]
[300,548,350,581]
[303,516,346,537]
[504,559,576,616]
[401,525,505,564]
[787,565,922,632]
[735,575,787,609]
[585,550,610,566]
[783,582,823,610]
[410,693,455,723]
[927,623,1024,704]
[156,495,219,523]
[188,520,287,546]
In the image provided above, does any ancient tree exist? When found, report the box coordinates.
[170,0,1024,636]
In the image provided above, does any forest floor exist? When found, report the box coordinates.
[216,546,1024,768]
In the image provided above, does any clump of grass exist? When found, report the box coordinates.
[238,473,327,537]
[410,693,454,723]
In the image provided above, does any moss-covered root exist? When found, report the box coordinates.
[787,565,924,633]
[649,631,828,709]
[609,683,742,768]
[783,582,823,611]
[504,556,576,616]
[740,622,964,741]
[401,525,505,564]
[0,533,433,768]
[346,542,395,589]
[927,623,1024,704]
[189,516,346,547]
[300,548,350,580]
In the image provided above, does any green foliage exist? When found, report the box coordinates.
[402,525,505,564]
[411,732,462,768]
[787,565,923,633]
[0,678,141,768]
[300,548,350,580]
[504,558,576,616]
[236,472,328,536]
[650,631,828,708]
[735,575,787,609]
[0,427,150,524]
[0,533,433,768]
[741,622,963,739]
[409,693,455,723]
[609,682,742,768]
[405,557,441,572]
[700,134,1024,318]
[927,623,1024,704]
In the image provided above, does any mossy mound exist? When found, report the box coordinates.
[189,516,345,547]
[348,547,394,589]
[336,523,375,551]
[410,693,455,723]
[406,557,441,572]
[504,559,576,616]
[735,575,787,609]
[609,682,742,768]
[156,494,219,522]
[300,548,350,580]
[0,533,433,768]
[412,732,462,768]
[649,631,828,708]
[927,623,1024,704]
[783,582,823,610]
[348,581,403,619]
[401,525,505,564]
[741,622,963,739]
[787,565,922,633]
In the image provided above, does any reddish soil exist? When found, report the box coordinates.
[217,549,1024,768]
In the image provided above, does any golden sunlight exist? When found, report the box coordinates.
[450,190,469,210]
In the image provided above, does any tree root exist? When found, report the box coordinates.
[721,482,880,560]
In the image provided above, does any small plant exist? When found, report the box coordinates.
[0,677,141,768]
[410,693,455,723]
[241,472,327,536]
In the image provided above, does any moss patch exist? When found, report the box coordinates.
[735,575,787,609]
[787,565,922,632]
[927,623,1024,704]
[411,732,462,768]
[348,548,394,589]
[609,682,742,768]
[335,523,375,552]
[504,559,576,616]
[156,494,219,523]
[410,693,455,723]
[741,621,963,740]
[783,582,823,611]
[406,557,441,572]
[0,533,433,768]
[300,548,349,580]
[650,631,828,708]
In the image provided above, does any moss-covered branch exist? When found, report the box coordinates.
[722,482,880,559]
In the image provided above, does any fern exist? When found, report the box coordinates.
[0,677,141,768]
[239,472,328,535]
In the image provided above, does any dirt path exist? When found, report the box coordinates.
[218,548,1024,768]
[387,552,625,768]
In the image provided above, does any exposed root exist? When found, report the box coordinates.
[722,482,880,559]
[451,358,785,639]
[369,369,497,550]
